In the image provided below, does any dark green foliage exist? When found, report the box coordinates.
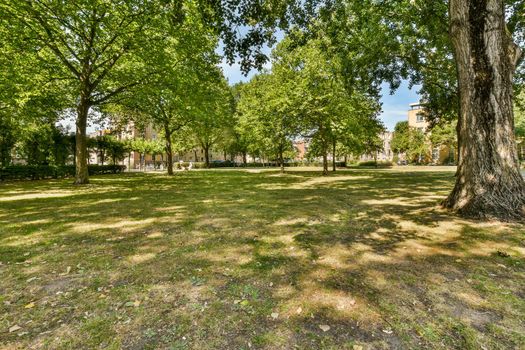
[88,135,130,166]
[19,125,73,166]
[0,165,125,181]
[0,116,17,167]
[391,121,428,164]
[357,160,393,168]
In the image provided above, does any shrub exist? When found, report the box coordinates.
[0,165,126,181]
[357,160,393,168]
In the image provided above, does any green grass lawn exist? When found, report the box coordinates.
[1,168,524,349]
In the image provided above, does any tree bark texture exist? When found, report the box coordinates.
[445,0,524,220]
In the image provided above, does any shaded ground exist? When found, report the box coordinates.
[0,167,524,349]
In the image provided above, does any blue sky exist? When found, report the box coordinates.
[221,59,421,132]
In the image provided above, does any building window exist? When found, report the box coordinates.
[416,113,425,123]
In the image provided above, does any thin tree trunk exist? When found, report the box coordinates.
[74,97,90,184]
[279,145,284,173]
[204,145,210,168]
[164,126,174,175]
[332,138,337,172]
[242,152,247,165]
[322,150,328,176]
[445,0,524,220]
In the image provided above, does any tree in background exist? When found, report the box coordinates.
[191,76,234,168]
[391,121,410,161]
[430,121,458,165]
[391,121,428,164]
[105,136,129,166]
[0,116,18,167]
[236,73,299,173]
[130,138,154,171]
[271,36,382,174]
[406,129,428,165]
[2,0,196,184]
[109,6,220,175]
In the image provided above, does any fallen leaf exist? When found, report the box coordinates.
[382,329,393,334]
[24,302,35,309]
[353,345,363,350]
[319,324,330,332]
[233,299,241,304]
[349,299,356,306]
[125,300,140,307]
[271,312,279,319]
[9,325,21,333]
[240,300,249,306]
[296,307,302,314]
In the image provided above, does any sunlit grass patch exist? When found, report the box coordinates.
[0,168,523,349]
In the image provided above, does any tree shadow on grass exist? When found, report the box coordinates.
[0,169,523,349]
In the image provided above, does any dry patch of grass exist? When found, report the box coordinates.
[0,168,524,349]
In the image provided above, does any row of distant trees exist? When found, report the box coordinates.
[390,96,525,165]
[1,0,524,219]
[390,121,457,165]
[0,122,159,169]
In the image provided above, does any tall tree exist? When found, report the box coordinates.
[313,0,525,219]
[191,75,233,168]
[106,5,219,175]
[442,0,524,219]
[2,0,185,183]
[236,73,299,173]
[272,36,382,174]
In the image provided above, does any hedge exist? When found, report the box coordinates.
[175,161,347,169]
[356,160,393,168]
[0,165,126,181]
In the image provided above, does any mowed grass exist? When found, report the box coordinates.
[0,167,524,350]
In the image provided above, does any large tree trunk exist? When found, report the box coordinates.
[74,97,90,184]
[445,0,524,220]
